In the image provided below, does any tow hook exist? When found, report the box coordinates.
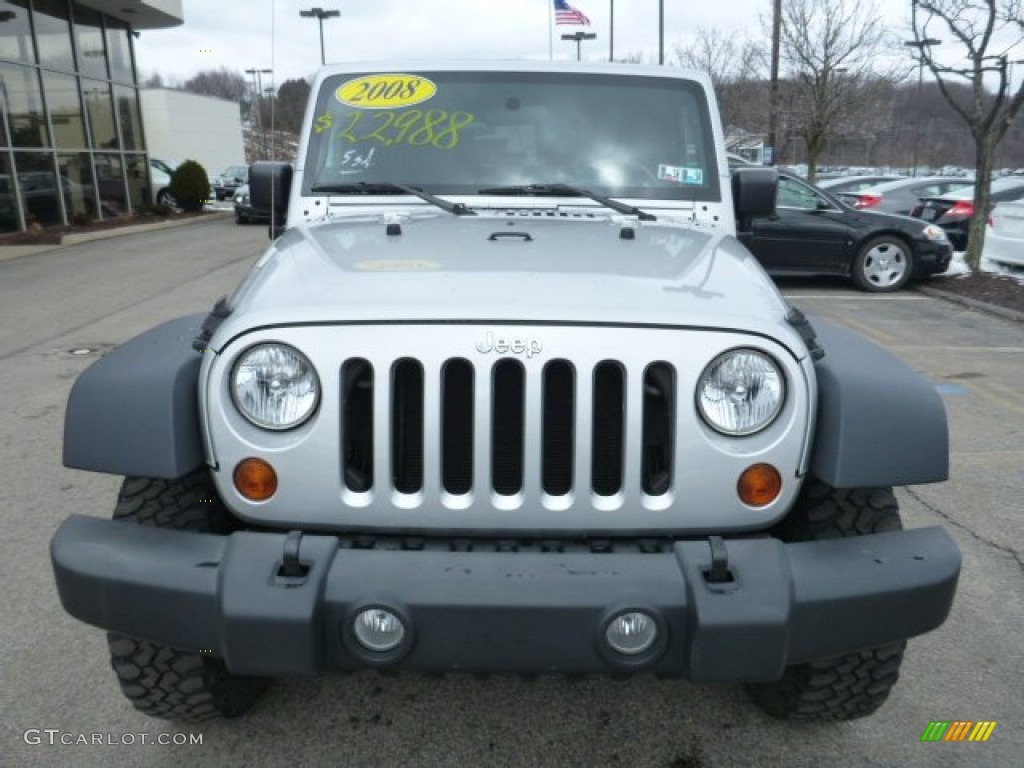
[704,535,735,585]
[276,530,310,584]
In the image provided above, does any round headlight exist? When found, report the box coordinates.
[231,343,319,430]
[697,349,784,435]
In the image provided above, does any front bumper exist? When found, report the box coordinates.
[51,515,959,681]
[914,240,954,276]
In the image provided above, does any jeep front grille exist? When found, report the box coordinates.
[340,357,676,503]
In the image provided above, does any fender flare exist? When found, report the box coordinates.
[63,315,206,479]
[808,316,948,488]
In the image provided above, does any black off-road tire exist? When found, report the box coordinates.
[745,481,907,721]
[106,470,267,721]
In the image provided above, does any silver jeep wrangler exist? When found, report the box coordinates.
[52,62,960,722]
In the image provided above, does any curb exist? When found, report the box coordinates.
[915,284,1024,323]
[0,209,233,262]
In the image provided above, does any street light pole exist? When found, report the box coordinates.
[658,0,664,65]
[903,37,941,177]
[244,67,272,159]
[300,7,340,66]
[561,32,596,62]
[609,0,613,62]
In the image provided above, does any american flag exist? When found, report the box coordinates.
[554,0,591,26]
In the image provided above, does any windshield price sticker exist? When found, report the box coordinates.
[336,74,437,109]
[317,109,476,150]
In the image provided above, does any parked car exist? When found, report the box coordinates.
[911,176,1024,250]
[212,165,249,200]
[982,200,1024,267]
[837,177,973,216]
[232,184,268,224]
[148,158,176,207]
[817,175,904,195]
[743,171,953,291]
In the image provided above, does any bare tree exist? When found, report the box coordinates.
[911,0,1024,270]
[674,28,768,131]
[780,0,895,180]
[181,68,249,104]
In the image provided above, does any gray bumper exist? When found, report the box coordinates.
[51,515,960,681]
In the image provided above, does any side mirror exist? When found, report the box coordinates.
[732,167,778,220]
[250,161,293,239]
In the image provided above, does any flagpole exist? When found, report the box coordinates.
[548,0,553,60]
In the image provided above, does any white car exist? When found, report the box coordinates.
[983,201,1024,267]
[148,158,177,207]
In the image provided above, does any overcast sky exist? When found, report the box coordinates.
[133,0,1021,89]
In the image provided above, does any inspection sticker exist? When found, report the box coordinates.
[659,164,703,184]
[337,74,437,109]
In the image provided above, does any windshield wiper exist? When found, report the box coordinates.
[310,181,476,216]
[477,183,656,221]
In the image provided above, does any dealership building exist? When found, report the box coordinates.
[0,1,183,232]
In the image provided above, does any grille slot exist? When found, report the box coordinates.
[491,359,525,495]
[591,361,625,495]
[391,359,424,494]
[642,362,675,496]
[442,359,474,495]
[542,361,575,495]
[341,358,373,492]
[340,353,676,503]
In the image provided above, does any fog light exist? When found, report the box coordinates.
[737,463,782,507]
[605,611,657,655]
[353,608,406,652]
[233,458,278,501]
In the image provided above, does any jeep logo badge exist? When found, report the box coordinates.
[476,332,543,358]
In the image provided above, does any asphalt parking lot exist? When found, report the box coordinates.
[1,217,1021,768]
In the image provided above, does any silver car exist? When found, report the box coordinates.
[52,62,960,726]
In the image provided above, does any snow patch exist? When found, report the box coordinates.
[946,251,1024,286]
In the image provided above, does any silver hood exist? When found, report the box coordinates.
[217,212,803,353]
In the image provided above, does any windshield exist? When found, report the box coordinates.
[303,70,720,202]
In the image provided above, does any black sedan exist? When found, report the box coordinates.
[911,176,1024,250]
[742,172,953,292]
[232,184,269,225]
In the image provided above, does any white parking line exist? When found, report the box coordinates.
[891,346,1024,352]
[782,294,928,300]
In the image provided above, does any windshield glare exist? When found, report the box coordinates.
[303,70,720,201]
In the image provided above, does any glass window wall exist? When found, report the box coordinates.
[94,151,125,215]
[0,61,49,147]
[114,83,141,150]
[57,150,97,219]
[0,151,20,232]
[42,70,86,148]
[82,78,116,148]
[15,150,61,225]
[72,5,108,80]
[0,1,36,65]
[33,0,75,73]
[125,151,145,210]
[104,17,133,84]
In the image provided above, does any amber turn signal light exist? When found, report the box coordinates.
[234,458,278,501]
[737,464,782,507]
